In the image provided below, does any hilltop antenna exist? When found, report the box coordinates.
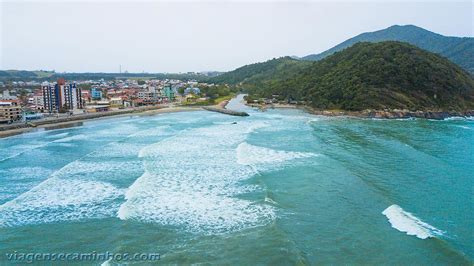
[119,64,122,74]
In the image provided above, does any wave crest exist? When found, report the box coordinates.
[382,204,444,239]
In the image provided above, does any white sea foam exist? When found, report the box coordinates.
[56,143,75,147]
[94,124,139,138]
[45,132,70,139]
[0,136,145,227]
[0,166,53,206]
[53,134,89,143]
[119,122,275,234]
[306,118,321,125]
[456,125,472,130]
[129,125,172,138]
[382,204,444,239]
[253,114,315,133]
[0,167,53,181]
[264,196,278,205]
[89,143,145,158]
[236,142,317,166]
[443,116,466,121]
[0,122,175,227]
[49,160,143,184]
[0,142,48,162]
[0,178,124,227]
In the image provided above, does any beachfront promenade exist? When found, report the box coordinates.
[0,105,200,137]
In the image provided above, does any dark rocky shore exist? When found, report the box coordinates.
[248,102,473,120]
[306,108,474,120]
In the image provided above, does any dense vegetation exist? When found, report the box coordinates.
[302,25,474,73]
[182,84,236,98]
[219,42,474,111]
[210,57,311,85]
[180,84,238,106]
[0,70,41,80]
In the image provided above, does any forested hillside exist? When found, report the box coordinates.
[244,42,474,111]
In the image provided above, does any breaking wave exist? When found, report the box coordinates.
[382,204,444,239]
[0,177,124,227]
[119,122,275,234]
[236,142,317,166]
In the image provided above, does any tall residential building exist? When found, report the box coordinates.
[42,79,83,113]
[28,90,44,108]
[163,84,175,101]
[91,87,103,100]
[137,86,163,104]
[0,100,21,123]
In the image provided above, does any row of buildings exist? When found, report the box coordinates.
[0,75,224,124]
[40,79,178,113]
[0,78,195,123]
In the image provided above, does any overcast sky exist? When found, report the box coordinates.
[1,0,472,73]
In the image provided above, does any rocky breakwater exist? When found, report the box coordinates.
[203,106,249,117]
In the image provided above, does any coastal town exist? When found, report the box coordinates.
[0,77,234,125]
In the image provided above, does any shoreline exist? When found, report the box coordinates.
[247,103,474,120]
[0,95,237,139]
[3,99,472,138]
[0,106,202,138]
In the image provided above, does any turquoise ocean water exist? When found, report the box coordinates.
[0,95,473,264]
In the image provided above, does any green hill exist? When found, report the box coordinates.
[0,70,41,79]
[302,25,474,73]
[247,41,474,111]
[210,57,311,85]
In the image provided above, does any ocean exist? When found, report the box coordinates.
[0,95,472,264]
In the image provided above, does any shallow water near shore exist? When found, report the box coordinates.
[0,95,472,264]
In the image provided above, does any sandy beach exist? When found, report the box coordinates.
[0,106,202,138]
[0,95,241,139]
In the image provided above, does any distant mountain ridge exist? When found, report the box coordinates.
[302,25,474,73]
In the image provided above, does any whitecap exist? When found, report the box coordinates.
[382,204,444,239]
[236,142,317,166]
[129,125,172,138]
[45,132,70,139]
[119,122,275,234]
[53,134,89,143]
[0,178,124,227]
[89,143,145,158]
[456,125,472,130]
[0,142,49,162]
